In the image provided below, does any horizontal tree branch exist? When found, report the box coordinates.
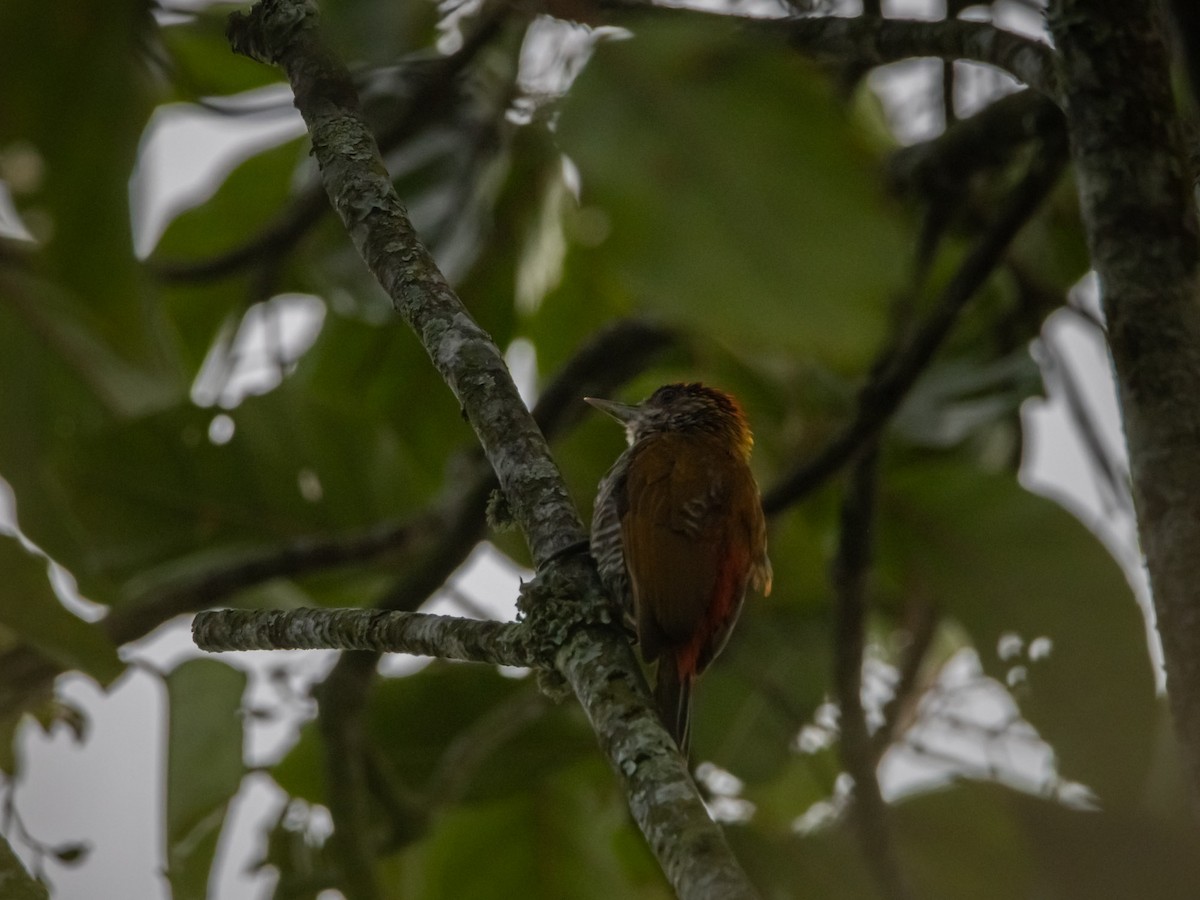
[783,14,1059,101]
[192,607,533,666]
[601,4,1060,101]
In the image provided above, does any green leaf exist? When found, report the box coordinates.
[0,535,121,683]
[456,123,562,350]
[555,19,909,370]
[165,658,247,899]
[318,0,440,67]
[741,746,843,831]
[735,782,1029,900]
[154,136,308,264]
[152,135,310,371]
[0,291,178,605]
[0,830,49,900]
[1009,176,1091,295]
[700,607,834,784]
[0,0,174,372]
[728,817,876,900]
[0,269,184,417]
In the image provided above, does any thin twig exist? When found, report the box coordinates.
[870,596,939,763]
[887,89,1063,201]
[831,448,912,900]
[314,652,380,900]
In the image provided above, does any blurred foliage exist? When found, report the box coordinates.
[0,0,1191,898]
[165,658,248,898]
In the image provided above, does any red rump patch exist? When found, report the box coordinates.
[676,539,749,680]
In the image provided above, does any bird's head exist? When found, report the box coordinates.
[585,382,754,458]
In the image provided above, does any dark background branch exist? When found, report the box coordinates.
[763,129,1068,515]
[598,5,1060,100]
[831,448,911,900]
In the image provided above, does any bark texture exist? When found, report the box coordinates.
[1049,0,1200,800]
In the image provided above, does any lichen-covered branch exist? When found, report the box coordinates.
[227,0,580,568]
[556,608,761,900]
[192,607,534,666]
[0,832,47,900]
[1048,0,1200,802]
[309,319,675,892]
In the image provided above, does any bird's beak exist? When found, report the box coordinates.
[584,396,640,424]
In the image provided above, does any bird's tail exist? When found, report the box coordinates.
[654,658,692,755]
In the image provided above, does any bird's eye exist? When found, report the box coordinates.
[654,385,679,404]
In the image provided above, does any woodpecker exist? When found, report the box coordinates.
[587,383,772,752]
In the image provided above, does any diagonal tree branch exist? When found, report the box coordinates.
[302,318,676,893]
[870,595,938,764]
[217,3,760,897]
[227,1,581,568]
[1047,0,1200,806]
[151,3,514,284]
[887,89,1064,203]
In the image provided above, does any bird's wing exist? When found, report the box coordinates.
[621,434,756,670]
[591,453,633,620]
